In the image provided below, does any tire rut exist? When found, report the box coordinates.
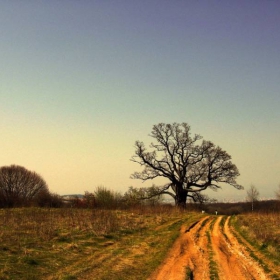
[149,215,273,280]
[148,216,212,280]
[211,216,268,279]
[226,217,280,279]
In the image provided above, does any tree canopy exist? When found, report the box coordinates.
[131,123,243,207]
[0,165,49,207]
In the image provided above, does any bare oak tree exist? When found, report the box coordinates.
[131,123,243,207]
[0,165,49,207]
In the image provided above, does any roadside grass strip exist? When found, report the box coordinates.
[230,215,280,280]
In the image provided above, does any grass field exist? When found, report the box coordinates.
[232,212,280,266]
[1,207,279,280]
[0,207,203,280]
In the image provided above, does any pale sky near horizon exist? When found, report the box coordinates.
[1,1,279,202]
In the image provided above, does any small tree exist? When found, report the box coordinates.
[246,185,260,211]
[94,186,122,209]
[0,165,49,207]
[84,191,96,208]
[131,123,243,207]
[275,184,280,200]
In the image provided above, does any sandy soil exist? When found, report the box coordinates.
[148,216,274,280]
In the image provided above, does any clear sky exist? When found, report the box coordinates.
[1,1,279,201]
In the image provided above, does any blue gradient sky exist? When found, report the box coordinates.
[1,1,279,201]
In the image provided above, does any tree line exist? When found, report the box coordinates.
[1,164,279,212]
[1,122,279,209]
[0,165,165,208]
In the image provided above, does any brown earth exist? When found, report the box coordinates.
[148,215,277,280]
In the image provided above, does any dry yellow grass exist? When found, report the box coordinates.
[236,212,280,250]
[0,207,203,280]
[231,212,280,278]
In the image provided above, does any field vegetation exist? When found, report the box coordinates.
[233,212,280,266]
[1,177,280,279]
[1,202,280,279]
[0,206,203,280]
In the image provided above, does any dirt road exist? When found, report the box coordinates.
[148,215,278,280]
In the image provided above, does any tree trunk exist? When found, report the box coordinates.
[175,187,188,208]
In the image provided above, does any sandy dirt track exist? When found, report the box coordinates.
[148,216,276,280]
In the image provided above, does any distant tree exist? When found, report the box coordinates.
[131,123,243,207]
[84,191,96,208]
[275,184,280,200]
[123,186,143,207]
[47,193,64,208]
[71,195,87,208]
[246,185,260,211]
[123,186,163,206]
[0,165,49,207]
[94,186,122,209]
[35,189,64,207]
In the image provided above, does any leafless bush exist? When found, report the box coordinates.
[93,186,122,209]
[0,165,49,207]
